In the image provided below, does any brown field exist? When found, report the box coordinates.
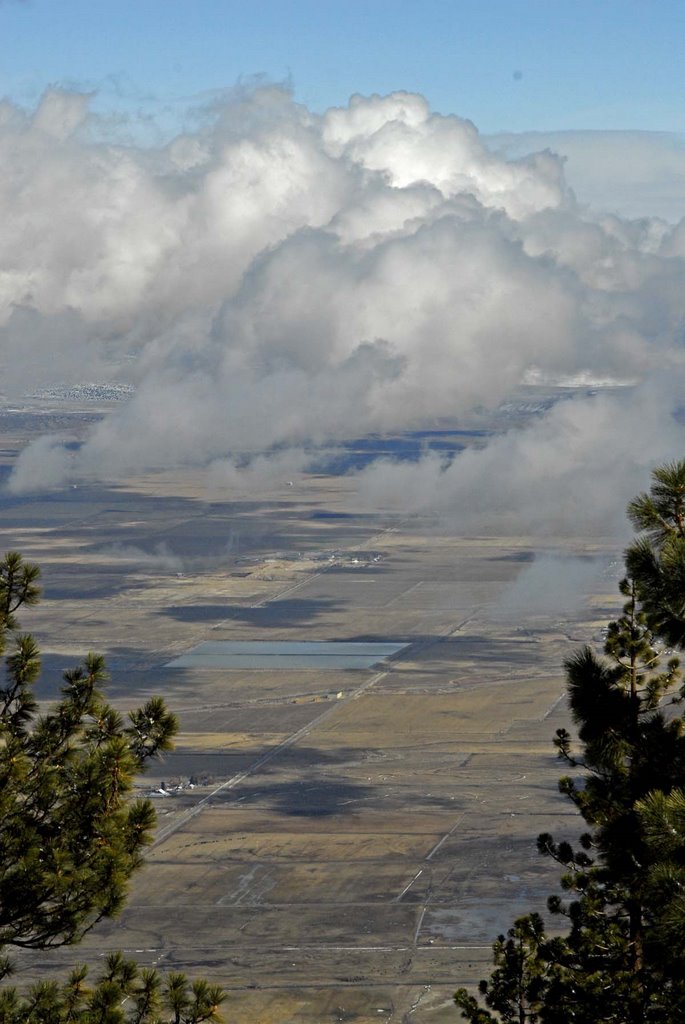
[1,408,621,1023]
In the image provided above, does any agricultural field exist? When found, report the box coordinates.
[1,406,620,1023]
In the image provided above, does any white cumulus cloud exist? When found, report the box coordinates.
[2,86,685,537]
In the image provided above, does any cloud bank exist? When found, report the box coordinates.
[490,129,685,223]
[3,86,685,536]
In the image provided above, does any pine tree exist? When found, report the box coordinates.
[636,786,685,984]
[0,552,225,1023]
[456,463,685,1024]
[626,460,685,648]
[453,914,548,1023]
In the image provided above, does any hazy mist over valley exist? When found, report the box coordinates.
[1,85,684,537]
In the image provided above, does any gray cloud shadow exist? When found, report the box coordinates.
[160,596,343,627]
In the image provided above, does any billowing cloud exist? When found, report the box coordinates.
[353,374,685,538]
[3,86,685,537]
[489,129,685,223]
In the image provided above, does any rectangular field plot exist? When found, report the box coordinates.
[156,829,441,863]
[166,639,408,670]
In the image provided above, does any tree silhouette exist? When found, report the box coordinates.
[0,552,224,1023]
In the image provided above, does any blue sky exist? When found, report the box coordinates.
[2,0,684,134]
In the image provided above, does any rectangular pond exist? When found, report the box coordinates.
[166,640,409,670]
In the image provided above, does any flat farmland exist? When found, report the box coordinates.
[1,411,621,1023]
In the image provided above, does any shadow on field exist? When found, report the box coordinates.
[235,775,375,817]
[159,596,343,627]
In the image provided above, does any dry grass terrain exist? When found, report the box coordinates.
[1,408,621,1023]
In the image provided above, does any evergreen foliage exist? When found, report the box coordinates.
[455,461,685,1023]
[0,552,225,1023]
[626,460,685,648]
